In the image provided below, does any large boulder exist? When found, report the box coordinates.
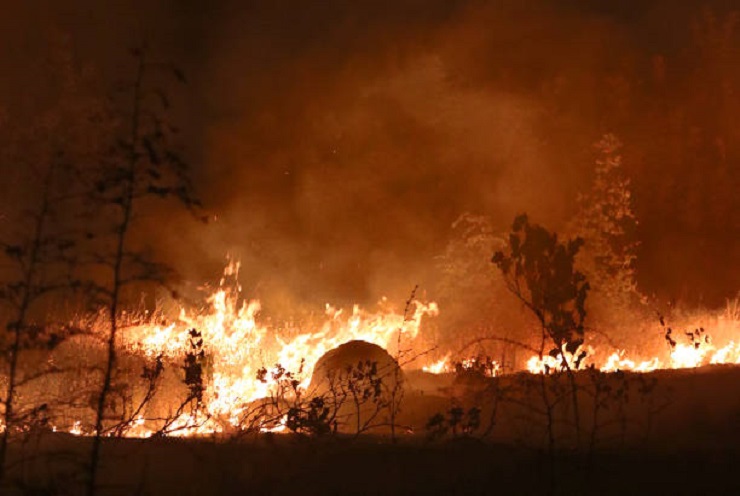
[309,340,403,391]
[308,340,404,434]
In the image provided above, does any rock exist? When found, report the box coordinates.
[308,340,404,434]
[309,340,403,392]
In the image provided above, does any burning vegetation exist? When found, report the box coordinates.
[0,2,739,495]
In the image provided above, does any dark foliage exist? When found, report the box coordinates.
[182,329,205,405]
[492,214,590,367]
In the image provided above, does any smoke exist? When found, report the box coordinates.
[167,0,617,308]
[1,0,737,311]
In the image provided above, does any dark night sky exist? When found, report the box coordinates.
[1,0,738,311]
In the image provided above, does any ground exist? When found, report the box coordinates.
[7,435,740,495]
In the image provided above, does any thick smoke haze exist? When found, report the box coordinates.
[1,0,738,312]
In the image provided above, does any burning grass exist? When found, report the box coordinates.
[3,260,738,441]
[0,260,738,496]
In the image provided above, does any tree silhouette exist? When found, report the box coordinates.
[84,45,202,496]
[492,214,590,444]
[493,214,590,360]
[0,32,110,482]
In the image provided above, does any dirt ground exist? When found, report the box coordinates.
[6,435,740,495]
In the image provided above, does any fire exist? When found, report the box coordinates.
[27,260,738,438]
[601,351,660,373]
[115,260,440,434]
[423,355,451,374]
[525,341,740,375]
[525,345,593,374]
[710,341,740,365]
[525,318,740,375]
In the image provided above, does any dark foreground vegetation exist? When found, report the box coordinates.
[1,363,739,496]
[4,435,740,496]
[4,418,739,496]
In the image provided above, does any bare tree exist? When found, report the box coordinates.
[0,156,74,480]
[0,33,110,483]
[84,45,202,496]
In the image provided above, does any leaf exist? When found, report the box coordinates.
[154,88,170,109]
[4,245,23,259]
[143,138,161,165]
[173,68,187,84]
[147,186,172,197]
[565,338,583,355]
[575,350,588,369]
[512,213,528,231]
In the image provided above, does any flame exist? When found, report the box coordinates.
[17,260,738,438]
[601,351,660,373]
[525,342,740,375]
[115,260,440,434]
[525,345,594,374]
[524,319,740,375]
[710,341,740,364]
[114,272,739,434]
[423,355,451,374]
[69,421,84,436]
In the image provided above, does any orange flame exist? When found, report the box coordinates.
[116,260,439,434]
[45,261,738,438]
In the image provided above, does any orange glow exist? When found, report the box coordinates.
[422,355,451,374]
[112,260,440,435]
[37,262,740,438]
